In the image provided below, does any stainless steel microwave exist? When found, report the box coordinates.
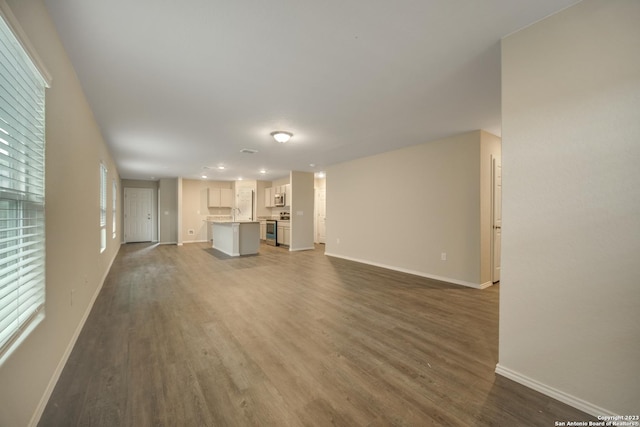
[274,193,285,207]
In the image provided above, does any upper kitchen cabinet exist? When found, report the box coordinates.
[264,187,274,208]
[209,187,233,208]
[274,184,291,207]
[284,184,291,207]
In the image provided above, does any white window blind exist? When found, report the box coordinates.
[0,14,47,356]
[100,163,107,252]
[112,179,116,239]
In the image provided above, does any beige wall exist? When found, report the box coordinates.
[290,171,315,251]
[256,180,271,218]
[180,179,234,243]
[159,178,178,244]
[181,179,212,242]
[326,130,498,288]
[0,1,121,426]
[499,0,640,416]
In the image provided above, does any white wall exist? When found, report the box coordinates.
[0,1,121,425]
[498,0,640,416]
[326,130,498,288]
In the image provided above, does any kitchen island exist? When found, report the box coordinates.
[211,221,260,256]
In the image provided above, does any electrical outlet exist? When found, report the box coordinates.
[441,252,447,261]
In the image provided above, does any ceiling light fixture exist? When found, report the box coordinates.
[218,166,225,170]
[201,175,207,179]
[270,131,293,143]
[260,169,267,174]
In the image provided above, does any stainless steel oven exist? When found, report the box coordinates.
[265,220,277,246]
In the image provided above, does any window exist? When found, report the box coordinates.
[112,179,116,239]
[99,163,107,252]
[0,13,48,359]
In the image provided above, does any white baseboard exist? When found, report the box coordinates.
[478,281,493,289]
[495,364,617,418]
[324,252,490,289]
[289,246,315,252]
[29,245,121,427]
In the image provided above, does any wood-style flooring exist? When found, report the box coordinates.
[39,242,593,426]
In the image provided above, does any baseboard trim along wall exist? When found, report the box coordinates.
[495,364,616,418]
[29,246,121,427]
[324,252,491,290]
[290,246,315,252]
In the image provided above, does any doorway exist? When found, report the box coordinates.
[491,156,502,283]
[315,187,326,244]
[124,187,153,242]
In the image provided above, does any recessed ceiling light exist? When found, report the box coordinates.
[270,131,293,143]
[201,175,207,179]
[260,169,267,174]
[238,177,243,181]
[218,166,225,170]
[309,163,316,167]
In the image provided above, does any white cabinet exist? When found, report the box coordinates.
[259,220,266,240]
[273,184,291,207]
[277,226,284,245]
[209,188,233,208]
[264,187,274,208]
[265,184,291,208]
[284,184,291,207]
[277,222,290,246]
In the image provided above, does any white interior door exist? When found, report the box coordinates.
[492,158,502,283]
[315,188,326,244]
[124,188,153,242]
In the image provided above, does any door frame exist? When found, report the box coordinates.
[124,187,155,243]
[314,187,326,244]
[491,156,502,283]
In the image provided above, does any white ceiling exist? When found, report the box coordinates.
[43,0,579,181]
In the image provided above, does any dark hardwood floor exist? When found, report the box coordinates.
[39,242,593,426]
